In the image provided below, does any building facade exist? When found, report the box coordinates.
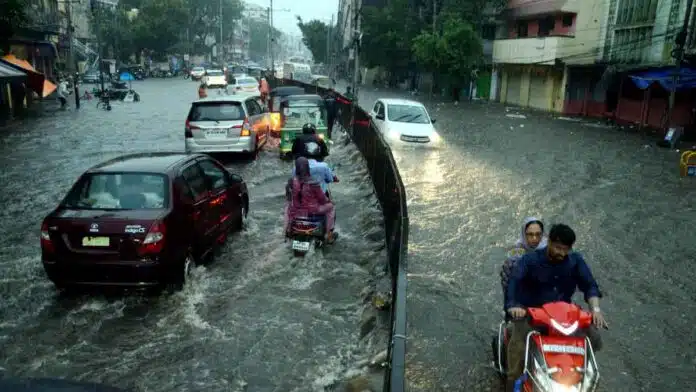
[493,0,606,112]
[5,0,61,79]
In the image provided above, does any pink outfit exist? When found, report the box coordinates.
[285,157,335,233]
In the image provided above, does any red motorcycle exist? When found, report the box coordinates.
[492,302,600,392]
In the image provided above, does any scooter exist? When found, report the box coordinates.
[492,302,600,392]
[286,166,338,257]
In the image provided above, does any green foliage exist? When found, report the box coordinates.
[360,0,419,71]
[248,18,281,59]
[90,0,242,60]
[0,0,28,52]
[296,17,329,63]
[412,17,483,83]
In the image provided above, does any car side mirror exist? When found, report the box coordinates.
[228,172,243,183]
[376,113,385,120]
[431,119,436,124]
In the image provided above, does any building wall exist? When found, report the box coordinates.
[498,64,566,111]
[560,0,606,64]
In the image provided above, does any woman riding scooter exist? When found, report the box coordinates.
[285,157,338,243]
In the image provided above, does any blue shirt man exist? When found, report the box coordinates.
[505,248,602,311]
[291,158,334,193]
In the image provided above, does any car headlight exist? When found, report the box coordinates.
[387,129,400,139]
[430,132,440,143]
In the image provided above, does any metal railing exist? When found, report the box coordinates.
[268,77,408,392]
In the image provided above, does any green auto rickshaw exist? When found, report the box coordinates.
[277,94,329,159]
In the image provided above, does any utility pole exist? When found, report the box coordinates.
[351,0,360,102]
[267,7,272,68]
[326,15,332,68]
[430,0,437,100]
[667,0,694,129]
[219,0,223,62]
[270,0,275,75]
[66,1,75,74]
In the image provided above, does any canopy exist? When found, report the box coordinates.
[119,72,135,81]
[629,67,696,91]
[2,54,57,97]
[0,60,26,81]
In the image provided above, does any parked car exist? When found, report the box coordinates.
[185,94,270,158]
[228,76,260,94]
[40,152,249,291]
[203,69,227,88]
[368,98,441,147]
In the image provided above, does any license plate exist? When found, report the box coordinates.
[206,129,227,138]
[291,240,310,251]
[82,236,110,247]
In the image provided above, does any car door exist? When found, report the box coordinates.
[245,98,268,147]
[371,101,386,133]
[180,162,215,256]
[196,158,239,233]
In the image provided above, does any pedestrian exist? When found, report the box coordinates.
[72,74,80,109]
[198,82,207,99]
[57,78,70,109]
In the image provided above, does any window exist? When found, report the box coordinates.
[63,173,169,210]
[538,16,555,36]
[188,102,245,122]
[516,21,528,37]
[562,14,573,27]
[481,24,496,40]
[237,77,257,85]
[372,101,381,113]
[181,164,210,202]
[255,97,267,112]
[197,160,229,191]
[245,99,261,116]
[377,103,385,116]
[206,69,224,76]
[386,104,430,124]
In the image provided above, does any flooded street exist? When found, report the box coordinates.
[0,79,385,391]
[355,88,696,391]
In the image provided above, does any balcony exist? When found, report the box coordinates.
[24,0,61,34]
[493,36,572,64]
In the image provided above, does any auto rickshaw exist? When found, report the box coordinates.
[276,94,329,159]
[268,86,305,136]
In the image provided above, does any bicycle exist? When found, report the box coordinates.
[96,93,112,111]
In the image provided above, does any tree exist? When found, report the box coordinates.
[183,0,243,55]
[360,0,419,74]
[0,0,28,54]
[248,18,281,59]
[412,16,483,85]
[296,17,329,63]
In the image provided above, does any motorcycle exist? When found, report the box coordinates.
[492,302,600,392]
[286,165,338,257]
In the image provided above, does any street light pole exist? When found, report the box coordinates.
[666,0,694,130]
[270,0,275,75]
[351,0,360,101]
[219,0,223,62]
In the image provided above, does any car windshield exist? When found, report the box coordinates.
[237,78,257,85]
[193,67,204,72]
[189,102,244,121]
[387,104,430,124]
[282,104,327,128]
[63,173,169,210]
[207,70,223,76]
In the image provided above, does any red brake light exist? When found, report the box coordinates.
[138,221,165,256]
[40,221,54,253]
[185,119,199,138]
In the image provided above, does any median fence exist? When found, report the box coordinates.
[268,77,408,392]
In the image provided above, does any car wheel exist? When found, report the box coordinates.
[166,250,194,292]
[235,200,247,231]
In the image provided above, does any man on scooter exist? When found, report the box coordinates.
[291,123,329,160]
[504,224,608,392]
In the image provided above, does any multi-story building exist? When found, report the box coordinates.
[5,0,61,79]
[493,0,607,112]
[58,0,95,72]
[237,1,267,62]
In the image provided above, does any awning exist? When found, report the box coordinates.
[2,54,57,97]
[629,67,696,91]
[0,60,27,81]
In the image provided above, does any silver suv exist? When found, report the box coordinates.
[185,94,270,159]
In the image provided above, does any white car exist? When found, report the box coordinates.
[203,69,227,88]
[190,66,205,81]
[184,93,270,158]
[369,98,441,147]
[229,76,260,94]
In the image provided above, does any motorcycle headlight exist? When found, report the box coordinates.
[531,357,598,392]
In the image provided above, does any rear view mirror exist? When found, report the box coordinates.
[228,172,243,183]
[431,119,436,124]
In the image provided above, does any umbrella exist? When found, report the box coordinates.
[119,72,135,81]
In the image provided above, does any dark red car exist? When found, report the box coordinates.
[40,152,249,291]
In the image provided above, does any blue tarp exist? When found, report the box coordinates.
[119,72,135,81]
[629,67,696,91]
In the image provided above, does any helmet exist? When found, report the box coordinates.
[302,123,317,134]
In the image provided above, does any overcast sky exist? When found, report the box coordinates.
[244,0,339,36]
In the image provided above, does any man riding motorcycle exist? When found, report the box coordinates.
[504,223,608,392]
[291,123,329,161]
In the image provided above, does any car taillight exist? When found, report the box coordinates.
[40,221,54,253]
[139,221,165,256]
[185,119,198,138]
[234,117,251,136]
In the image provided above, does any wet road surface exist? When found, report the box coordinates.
[354,87,696,391]
[0,79,386,391]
